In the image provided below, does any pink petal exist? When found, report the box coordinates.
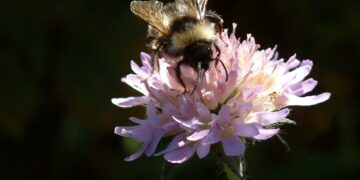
[143,80,166,103]
[254,128,280,140]
[196,141,210,159]
[196,102,211,120]
[301,60,313,66]
[243,86,263,101]
[291,64,312,83]
[222,137,245,156]
[202,129,221,145]
[286,55,301,70]
[121,75,148,95]
[253,108,290,126]
[132,125,152,142]
[130,60,149,78]
[289,78,318,96]
[145,130,166,156]
[112,97,150,108]
[162,102,178,115]
[124,141,150,162]
[114,126,134,137]
[187,129,210,141]
[218,106,231,121]
[140,52,152,71]
[299,78,318,95]
[279,65,312,88]
[235,123,259,137]
[128,117,145,124]
[155,133,187,155]
[164,145,196,163]
[146,101,157,117]
[172,116,196,130]
[285,93,331,106]
[224,71,239,96]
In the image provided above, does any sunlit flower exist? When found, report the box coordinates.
[113,24,330,163]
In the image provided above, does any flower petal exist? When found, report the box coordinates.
[278,64,312,88]
[172,116,197,130]
[235,123,259,137]
[145,130,166,156]
[243,85,263,101]
[132,125,152,142]
[124,141,150,162]
[286,55,301,70]
[146,100,157,117]
[112,97,150,108]
[196,102,211,121]
[196,141,210,159]
[164,145,196,163]
[130,60,149,78]
[254,128,279,140]
[128,117,145,124]
[222,137,246,156]
[114,126,135,137]
[285,93,331,106]
[187,129,210,141]
[155,133,187,156]
[202,129,221,145]
[289,78,318,96]
[218,105,231,121]
[252,108,290,126]
[121,75,148,95]
[140,52,152,71]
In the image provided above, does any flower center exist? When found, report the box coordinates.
[269,91,277,102]
[216,121,234,139]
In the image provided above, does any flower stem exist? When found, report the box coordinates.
[219,155,246,180]
[162,161,175,180]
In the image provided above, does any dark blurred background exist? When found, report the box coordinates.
[1,0,359,179]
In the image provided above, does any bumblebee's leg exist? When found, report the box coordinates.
[151,50,160,72]
[213,44,228,81]
[146,35,159,72]
[175,60,187,92]
[214,43,222,72]
[218,59,228,81]
[205,11,226,43]
[214,43,221,63]
[146,35,165,72]
[191,62,203,95]
[153,39,168,72]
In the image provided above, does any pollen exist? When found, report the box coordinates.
[269,91,277,102]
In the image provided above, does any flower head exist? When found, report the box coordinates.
[113,24,330,163]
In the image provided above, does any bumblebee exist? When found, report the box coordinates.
[130,0,228,92]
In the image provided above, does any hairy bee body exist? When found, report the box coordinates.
[131,0,227,92]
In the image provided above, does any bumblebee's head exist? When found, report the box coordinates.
[183,41,213,71]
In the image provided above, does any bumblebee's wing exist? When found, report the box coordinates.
[130,1,170,35]
[175,0,208,19]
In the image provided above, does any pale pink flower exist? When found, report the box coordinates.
[113,24,330,163]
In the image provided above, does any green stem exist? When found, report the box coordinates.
[162,161,175,180]
[219,155,246,180]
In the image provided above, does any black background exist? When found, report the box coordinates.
[1,0,359,179]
